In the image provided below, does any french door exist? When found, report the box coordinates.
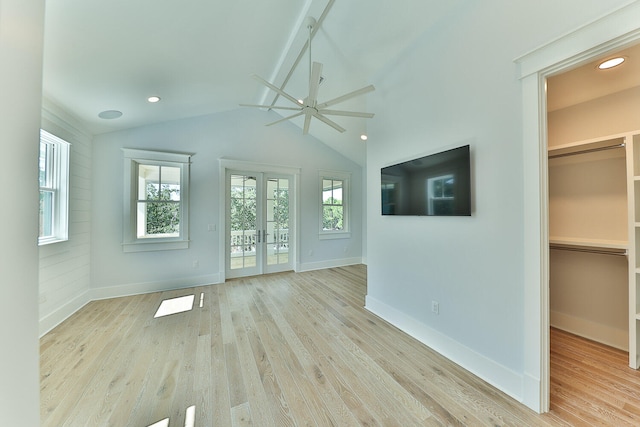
[226,170,293,278]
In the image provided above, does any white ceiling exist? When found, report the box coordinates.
[44,1,635,165]
[42,0,462,165]
[547,43,640,112]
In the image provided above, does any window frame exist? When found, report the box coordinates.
[319,170,351,240]
[122,148,192,252]
[38,129,70,246]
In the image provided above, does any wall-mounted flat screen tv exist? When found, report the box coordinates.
[381,145,471,216]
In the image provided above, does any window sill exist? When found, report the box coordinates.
[123,239,190,253]
[38,236,68,246]
[319,231,351,240]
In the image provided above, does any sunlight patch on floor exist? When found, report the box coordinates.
[154,295,195,318]
[146,405,195,427]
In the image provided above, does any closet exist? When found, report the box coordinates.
[547,46,640,367]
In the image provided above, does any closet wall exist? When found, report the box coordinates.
[548,84,640,350]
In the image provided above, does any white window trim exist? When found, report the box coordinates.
[122,148,192,252]
[319,170,351,240]
[38,129,70,246]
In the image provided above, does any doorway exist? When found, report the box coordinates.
[219,159,300,280]
[516,3,640,413]
[226,171,293,278]
[545,42,640,418]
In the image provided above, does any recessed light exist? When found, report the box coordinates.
[360,134,368,141]
[597,57,625,70]
[98,110,123,119]
[147,96,161,103]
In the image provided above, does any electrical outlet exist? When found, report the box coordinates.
[431,301,439,315]
[192,260,199,268]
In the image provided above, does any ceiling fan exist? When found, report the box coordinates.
[240,17,375,135]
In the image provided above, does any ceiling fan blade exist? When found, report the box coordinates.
[312,112,346,133]
[316,84,375,109]
[307,62,323,107]
[303,113,312,135]
[240,103,302,111]
[265,111,304,127]
[252,74,302,106]
[319,109,375,118]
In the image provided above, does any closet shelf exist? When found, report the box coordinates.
[549,237,627,250]
[548,136,625,158]
[550,237,628,256]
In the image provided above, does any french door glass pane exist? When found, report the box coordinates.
[230,175,257,270]
[266,178,289,266]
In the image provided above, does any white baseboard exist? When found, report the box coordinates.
[298,257,362,272]
[522,370,544,413]
[39,290,92,337]
[365,295,524,404]
[91,273,222,301]
[550,310,627,351]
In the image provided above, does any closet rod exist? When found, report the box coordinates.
[550,245,627,256]
[548,142,625,159]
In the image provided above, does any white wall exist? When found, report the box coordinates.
[91,108,362,297]
[365,0,633,406]
[39,101,93,335]
[548,85,640,145]
[0,0,45,424]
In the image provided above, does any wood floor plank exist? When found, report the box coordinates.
[285,272,476,426]
[60,294,151,426]
[254,277,363,426]
[210,285,233,427]
[260,274,433,426]
[549,327,640,426]
[230,303,279,426]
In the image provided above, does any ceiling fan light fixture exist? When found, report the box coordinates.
[240,15,375,135]
[147,96,161,103]
[360,134,368,141]
[597,56,625,70]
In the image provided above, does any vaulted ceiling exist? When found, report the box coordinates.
[43,0,462,164]
[43,1,637,165]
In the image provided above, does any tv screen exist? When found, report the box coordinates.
[381,145,471,216]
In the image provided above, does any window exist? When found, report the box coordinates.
[123,149,191,252]
[319,170,350,239]
[39,130,70,245]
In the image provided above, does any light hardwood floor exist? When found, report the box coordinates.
[550,327,640,426]
[42,265,566,426]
